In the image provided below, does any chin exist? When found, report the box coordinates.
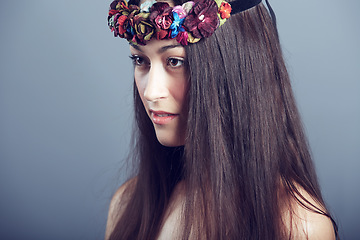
[156,135,185,147]
[153,125,186,147]
[157,139,184,147]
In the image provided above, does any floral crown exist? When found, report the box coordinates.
[107,0,260,45]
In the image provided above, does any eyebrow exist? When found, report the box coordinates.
[158,44,182,54]
[129,42,183,54]
[129,43,143,52]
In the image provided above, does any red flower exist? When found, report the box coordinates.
[176,31,189,45]
[109,9,119,17]
[183,0,219,39]
[219,2,231,19]
[118,15,128,35]
[149,2,174,30]
[149,2,170,14]
[155,29,171,40]
[154,9,173,29]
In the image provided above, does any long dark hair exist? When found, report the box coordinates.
[109,1,337,239]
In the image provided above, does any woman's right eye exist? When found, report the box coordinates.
[129,55,148,67]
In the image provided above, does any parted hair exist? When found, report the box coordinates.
[108,1,337,239]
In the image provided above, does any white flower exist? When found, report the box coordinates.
[140,0,157,12]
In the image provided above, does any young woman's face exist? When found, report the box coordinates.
[130,39,189,147]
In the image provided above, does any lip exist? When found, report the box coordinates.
[150,110,178,125]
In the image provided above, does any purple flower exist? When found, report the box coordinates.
[172,1,194,19]
[183,0,219,38]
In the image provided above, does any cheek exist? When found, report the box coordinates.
[134,74,146,97]
[170,77,188,105]
[134,76,148,111]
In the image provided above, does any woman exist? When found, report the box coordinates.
[105,0,338,239]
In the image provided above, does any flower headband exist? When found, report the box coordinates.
[108,0,261,45]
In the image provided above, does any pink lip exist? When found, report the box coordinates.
[150,110,178,125]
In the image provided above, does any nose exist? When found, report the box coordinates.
[143,63,169,102]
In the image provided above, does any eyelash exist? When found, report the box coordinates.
[129,55,185,69]
[167,58,184,68]
[129,55,148,67]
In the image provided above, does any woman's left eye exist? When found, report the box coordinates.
[167,58,184,68]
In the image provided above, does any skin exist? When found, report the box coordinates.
[130,39,189,147]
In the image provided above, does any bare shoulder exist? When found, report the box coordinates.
[282,185,336,240]
[105,177,137,240]
[157,182,186,240]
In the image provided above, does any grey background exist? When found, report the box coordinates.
[0,0,359,239]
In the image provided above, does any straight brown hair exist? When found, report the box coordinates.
[108,1,337,239]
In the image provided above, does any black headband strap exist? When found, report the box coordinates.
[230,0,262,15]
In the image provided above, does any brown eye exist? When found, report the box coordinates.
[167,58,184,68]
[129,55,147,66]
[135,57,143,65]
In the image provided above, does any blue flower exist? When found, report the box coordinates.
[127,24,135,35]
[170,12,185,38]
